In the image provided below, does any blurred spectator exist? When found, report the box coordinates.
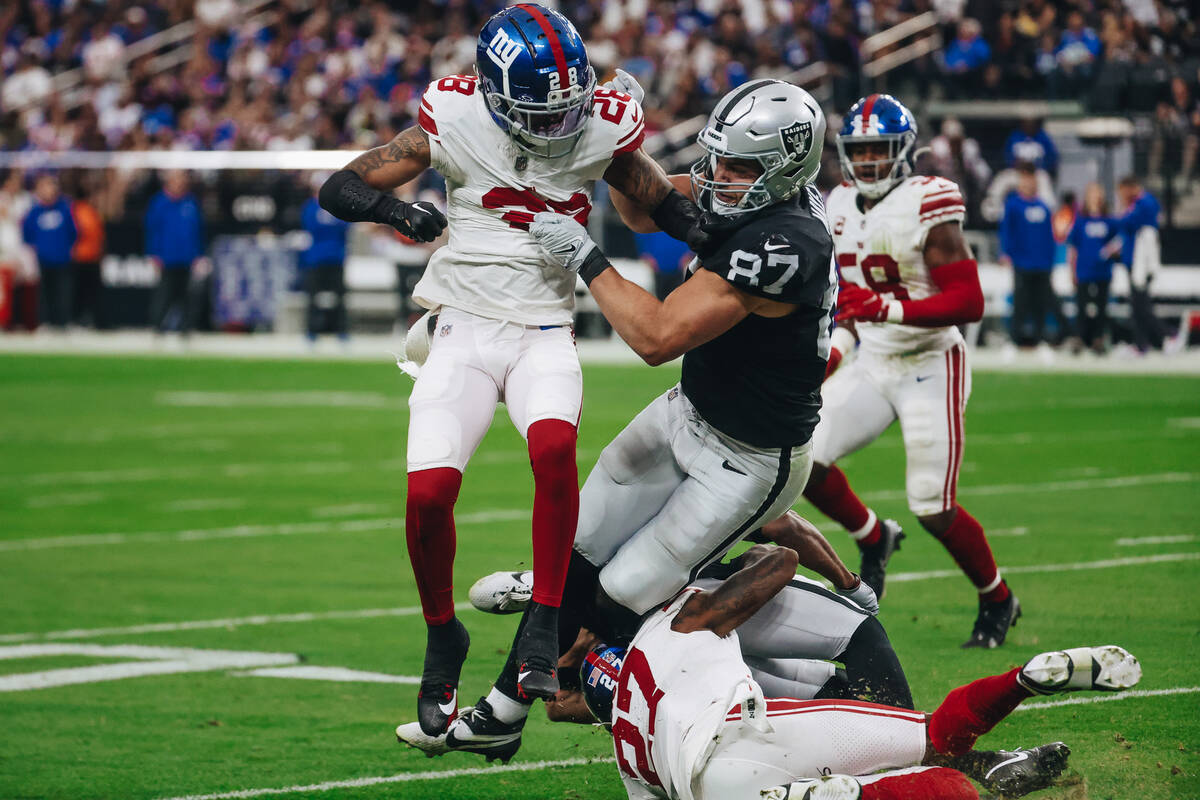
[2,52,53,113]
[145,170,204,335]
[1067,183,1115,355]
[1109,176,1164,353]
[1005,118,1059,175]
[925,117,991,222]
[981,162,1056,224]
[22,174,77,330]
[1148,76,1199,187]
[70,181,106,329]
[999,162,1063,352]
[634,230,691,301]
[82,22,126,83]
[1053,11,1100,98]
[0,170,35,331]
[940,18,990,98]
[299,174,350,342]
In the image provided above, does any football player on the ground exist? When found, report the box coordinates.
[316,4,706,736]
[415,79,836,761]
[805,93,1020,648]
[580,546,1139,800]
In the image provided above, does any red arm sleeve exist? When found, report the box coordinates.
[896,258,984,327]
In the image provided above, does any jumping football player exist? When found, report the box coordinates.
[582,545,1140,800]
[807,94,1019,648]
[317,4,705,735]
[418,79,837,760]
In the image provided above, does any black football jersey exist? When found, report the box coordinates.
[681,186,835,448]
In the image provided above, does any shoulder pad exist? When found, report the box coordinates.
[419,75,481,137]
[591,88,645,155]
[703,215,832,304]
[906,175,965,226]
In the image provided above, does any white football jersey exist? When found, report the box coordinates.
[415,74,645,326]
[826,175,966,355]
[612,588,765,800]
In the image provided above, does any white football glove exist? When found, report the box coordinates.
[837,575,879,615]
[602,68,644,105]
[530,211,597,272]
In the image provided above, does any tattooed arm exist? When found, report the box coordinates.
[318,126,445,241]
[603,148,701,241]
[344,125,432,190]
[670,545,799,638]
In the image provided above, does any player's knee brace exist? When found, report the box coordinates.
[838,615,914,709]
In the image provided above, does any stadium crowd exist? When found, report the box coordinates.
[1,0,1196,158]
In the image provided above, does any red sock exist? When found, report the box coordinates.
[804,465,881,545]
[862,767,978,800]
[928,668,1030,755]
[935,506,1009,603]
[405,467,462,625]
[527,419,579,608]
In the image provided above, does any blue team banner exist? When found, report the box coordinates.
[211,235,298,329]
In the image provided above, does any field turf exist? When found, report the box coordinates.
[1,352,1197,800]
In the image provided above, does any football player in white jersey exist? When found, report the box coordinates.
[804,94,1020,649]
[317,4,708,736]
[580,546,1139,800]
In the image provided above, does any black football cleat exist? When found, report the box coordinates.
[416,617,470,736]
[857,519,904,600]
[978,742,1071,797]
[961,592,1021,649]
[444,698,525,763]
[515,601,560,700]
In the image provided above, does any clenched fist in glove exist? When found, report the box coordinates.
[529,212,612,285]
[318,169,447,243]
[836,283,902,324]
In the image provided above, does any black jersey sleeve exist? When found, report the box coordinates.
[700,215,834,306]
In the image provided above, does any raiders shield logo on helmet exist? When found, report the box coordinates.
[779,121,813,161]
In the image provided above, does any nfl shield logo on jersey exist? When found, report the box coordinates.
[779,121,813,161]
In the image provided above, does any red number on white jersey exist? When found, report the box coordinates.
[613,647,665,789]
[481,187,591,231]
[436,75,477,96]
[837,252,910,301]
[593,88,629,124]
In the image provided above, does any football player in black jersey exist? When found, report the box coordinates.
[401,79,849,763]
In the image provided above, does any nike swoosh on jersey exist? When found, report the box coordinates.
[763,242,790,251]
[984,751,1030,780]
[721,459,747,475]
[438,692,457,716]
[915,375,933,382]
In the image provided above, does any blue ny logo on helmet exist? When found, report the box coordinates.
[579,643,624,724]
[476,3,596,159]
[835,93,919,200]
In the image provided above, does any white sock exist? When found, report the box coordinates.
[849,509,878,541]
[486,686,531,724]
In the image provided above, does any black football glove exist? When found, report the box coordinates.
[380,197,447,243]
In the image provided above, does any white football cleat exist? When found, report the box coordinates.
[468,570,533,614]
[1018,645,1141,695]
[760,775,862,800]
[396,717,455,757]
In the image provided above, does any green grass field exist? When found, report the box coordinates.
[1,353,1198,800]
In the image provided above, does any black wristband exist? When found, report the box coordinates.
[649,189,701,243]
[578,247,612,286]
[318,169,389,223]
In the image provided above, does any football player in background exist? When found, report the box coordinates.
[804,94,1020,649]
[581,545,1139,800]
[420,79,837,761]
[317,4,705,736]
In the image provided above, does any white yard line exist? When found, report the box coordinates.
[25,491,106,508]
[989,526,1029,537]
[8,459,354,487]
[235,666,419,684]
[155,757,617,800]
[0,509,529,553]
[155,391,398,409]
[0,603,474,644]
[1116,534,1197,546]
[1015,686,1200,711]
[309,503,390,518]
[154,685,1200,800]
[889,552,1200,583]
[164,498,248,513]
[862,471,1198,502]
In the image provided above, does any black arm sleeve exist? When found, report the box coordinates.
[649,189,702,243]
[318,169,402,224]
